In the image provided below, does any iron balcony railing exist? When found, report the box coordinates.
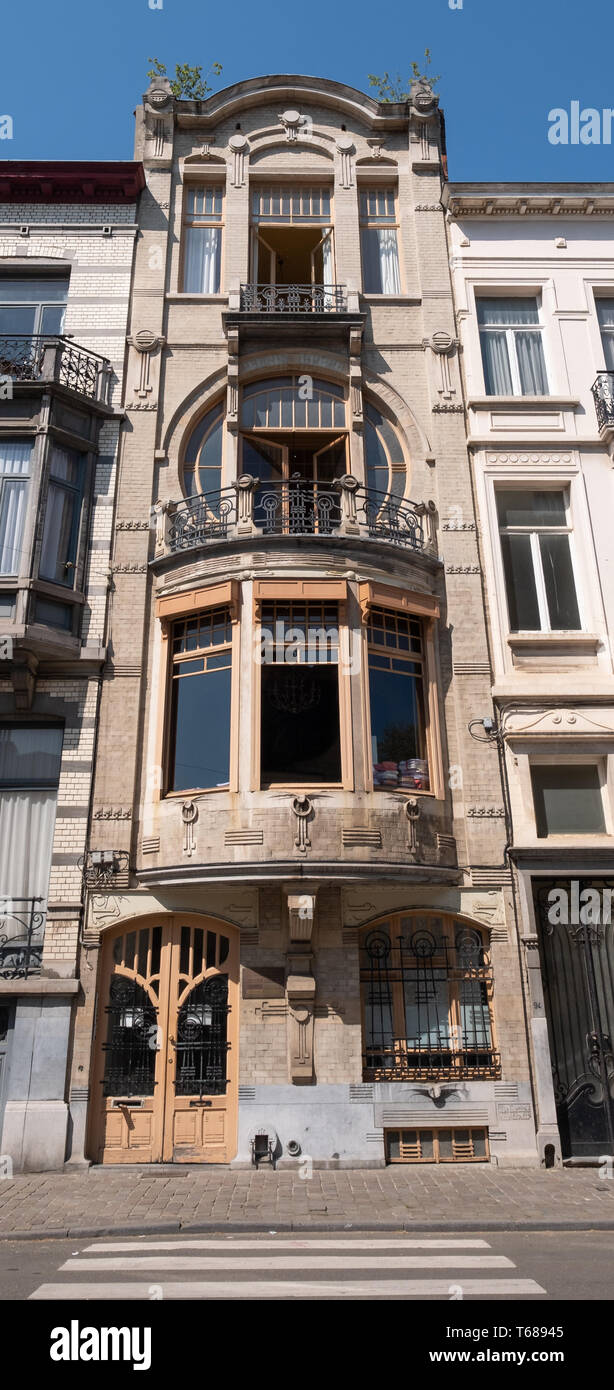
[240,283,347,314]
[156,475,437,558]
[0,334,113,404]
[592,371,614,433]
[0,896,45,979]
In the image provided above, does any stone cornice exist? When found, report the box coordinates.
[443,182,614,217]
[0,161,146,204]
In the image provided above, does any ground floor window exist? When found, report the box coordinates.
[360,912,500,1081]
[385,1127,489,1163]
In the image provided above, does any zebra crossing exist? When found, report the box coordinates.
[29,1235,547,1299]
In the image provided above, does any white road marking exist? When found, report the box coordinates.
[60,1253,514,1272]
[83,1237,491,1253]
[30,1277,547,1300]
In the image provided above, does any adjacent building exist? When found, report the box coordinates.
[0,161,144,1169]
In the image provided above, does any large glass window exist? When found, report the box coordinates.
[367,606,429,790]
[0,277,68,337]
[531,764,606,837]
[478,296,548,396]
[596,299,614,370]
[259,600,341,784]
[0,440,32,576]
[0,724,63,974]
[496,488,581,632]
[183,187,223,294]
[40,445,83,586]
[250,185,334,293]
[359,188,401,295]
[168,607,233,792]
[360,915,498,1082]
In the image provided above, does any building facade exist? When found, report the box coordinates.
[61,74,539,1173]
[0,161,143,1170]
[446,184,614,1163]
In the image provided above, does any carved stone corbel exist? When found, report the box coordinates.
[423,330,459,401]
[405,796,421,861]
[8,649,38,710]
[285,890,317,1083]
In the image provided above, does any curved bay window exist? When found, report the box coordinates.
[367,607,429,791]
[259,598,343,785]
[168,605,234,792]
[360,913,499,1081]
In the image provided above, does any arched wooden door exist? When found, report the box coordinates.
[90,915,239,1164]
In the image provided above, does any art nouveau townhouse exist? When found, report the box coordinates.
[0,160,144,1170]
[66,73,539,1175]
[446,183,614,1163]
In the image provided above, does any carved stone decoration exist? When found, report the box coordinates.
[409,79,439,120]
[127,330,165,407]
[228,132,248,187]
[292,794,313,854]
[285,888,317,1083]
[337,136,355,187]
[181,799,198,857]
[423,330,459,401]
[143,78,174,162]
[405,796,421,861]
[278,109,302,142]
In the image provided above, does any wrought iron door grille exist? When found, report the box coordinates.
[174,976,230,1097]
[102,976,158,1097]
[360,924,499,1082]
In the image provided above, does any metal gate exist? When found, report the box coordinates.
[534,879,614,1159]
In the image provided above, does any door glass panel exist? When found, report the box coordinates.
[137,929,149,979]
[206,930,216,969]
[124,931,136,970]
[180,926,190,977]
[175,976,229,1096]
[102,977,157,1097]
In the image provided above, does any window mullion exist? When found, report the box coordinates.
[508,328,523,395]
[531,530,550,630]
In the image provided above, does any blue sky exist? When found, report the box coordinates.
[1,0,614,179]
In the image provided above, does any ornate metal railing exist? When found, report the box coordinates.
[355,485,429,550]
[240,283,347,313]
[0,896,45,979]
[155,476,437,557]
[166,488,238,552]
[362,1042,501,1082]
[592,371,614,433]
[0,334,112,404]
[254,476,342,535]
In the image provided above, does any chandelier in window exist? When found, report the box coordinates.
[269,669,322,715]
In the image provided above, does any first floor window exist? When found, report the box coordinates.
[497,488,581,632]
[531,763,606,837]
[360,188,401,294]
[478,296,548,395]
[259,600,341,784]
[183,187,223,293]
[0,440,32,576]
[0,724,63,974]
[360,915,498,1082]
[168,607,233,792]
[367,606,429,790]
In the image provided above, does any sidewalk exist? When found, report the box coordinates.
[1,1166,614,1238]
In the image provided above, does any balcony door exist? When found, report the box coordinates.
[242,432,346,533]
[90,915,239,1164]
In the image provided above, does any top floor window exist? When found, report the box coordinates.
[359,188,401,295]
[183,186,223,294]
[477,296,548,396]
[250,185,334,294]
[596,299,614,370]
[0,277,68,337]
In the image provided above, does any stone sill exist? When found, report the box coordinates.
[507,632,600,652]
[0,977,79,995]
[467,396,580,410]
[166,293,229,304]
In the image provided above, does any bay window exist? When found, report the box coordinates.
[0,440,32,576]
[40,445,83,586]
[183,187,223,294]
[367,606,429,790]
[478,296,548,396]
[0,276,68,338]
[0,724,63,975]
[259,599,342,785]
[496,488,581,632]
[359,188,401,295]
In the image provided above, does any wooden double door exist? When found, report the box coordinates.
[90,916,238,1164]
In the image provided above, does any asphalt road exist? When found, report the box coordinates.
[0,1229,612,1301]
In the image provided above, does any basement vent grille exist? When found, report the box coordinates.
[239,1087,256,1101]
[349,1085,374,1103]
[494,1083,519,1101]
[225,829,264,845]
[342,829,382,847]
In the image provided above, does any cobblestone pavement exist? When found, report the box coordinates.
[0,1166,614,1237]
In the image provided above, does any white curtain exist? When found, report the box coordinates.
[0,441,31,576]
[480,330,513,395]
[184,227,221,293]
[0,790,57,905]
[377,229,401,295]
[322,230,334,308]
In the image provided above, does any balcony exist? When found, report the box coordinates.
[592,371,614,438]
[0,335,113,407]
[362,1042,501,1082]
[0,897,45,979]
[239,283,347,314]
[154,475,438,560]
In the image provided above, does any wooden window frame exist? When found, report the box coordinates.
[252,578,352,792]
[385,1127,490,1164]
[358,185,403,296]
[180,182,225,295]
[155,581,240,799]
[250,183,335,285]
[358,582,443,798]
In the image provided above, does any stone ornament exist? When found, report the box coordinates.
[127,330,165,405]
[229,132,248,187]
[292,794,313,854]
[405,796,421,860]
[278,109,302,141]
[181,799,198,857]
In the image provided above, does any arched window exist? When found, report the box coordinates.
[360,912,499,1083]
[182,400,224,498]
[364,401,406,497]
[241,376,346,431]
